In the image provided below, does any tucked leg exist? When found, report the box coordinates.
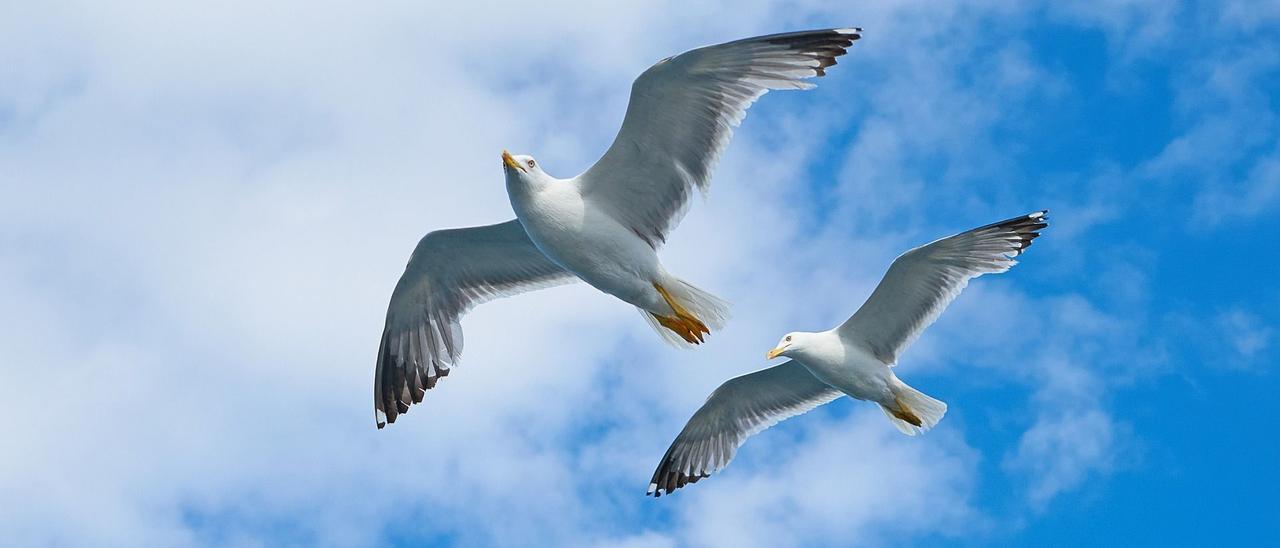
[651,283,711,344]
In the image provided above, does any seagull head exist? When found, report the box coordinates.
[766,332,807,360]
[502,150,542,179]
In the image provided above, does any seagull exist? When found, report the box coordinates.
[374,28,863,428]
[647,211,1049,496]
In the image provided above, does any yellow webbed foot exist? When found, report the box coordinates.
[891,396,924,427]
[654,314,706,344]
[652,283,712,344]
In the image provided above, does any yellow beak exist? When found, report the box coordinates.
[766,347,785,360]
[502,150,524,172]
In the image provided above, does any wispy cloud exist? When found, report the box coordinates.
[1216,308,1275,369]
[1005,407,1119,507]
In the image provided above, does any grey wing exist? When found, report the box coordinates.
[647,360,843,496]
[580,28,862,248]
[375,219,576,428]
[837,211,1049,365]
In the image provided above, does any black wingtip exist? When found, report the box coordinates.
[1001,209,1050,254]
[763,28,862,57]
[646,468,710,498]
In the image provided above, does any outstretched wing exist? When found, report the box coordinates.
[580,28,861,247]
[647,360,842,496]
[838,211,1049,365]
[375,220,576,428]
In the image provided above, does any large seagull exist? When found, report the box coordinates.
[647,211,1049,496]
[375,28,863,427]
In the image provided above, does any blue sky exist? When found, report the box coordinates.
[2,1,1277,546]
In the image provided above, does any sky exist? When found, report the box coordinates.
[1,1,1278,546]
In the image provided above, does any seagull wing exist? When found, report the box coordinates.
[837,211,1049,365]
[647,360,842,496]
[375,219,575,428]
[579,28,861,247]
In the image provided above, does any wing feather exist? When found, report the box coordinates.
[837,211,1049,364]
[375,220,575,427]
[580,28,862,248]
[647,361,842,496]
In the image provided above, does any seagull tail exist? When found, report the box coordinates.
[641,277,730,347]
[880,376,947,436]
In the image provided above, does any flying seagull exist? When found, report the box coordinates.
[375,28,863,428]
[647,211,1049,496]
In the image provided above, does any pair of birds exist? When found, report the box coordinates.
[375,28,1048,496]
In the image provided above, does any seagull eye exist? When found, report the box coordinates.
[785,335,792,342]
[526,159,536,168]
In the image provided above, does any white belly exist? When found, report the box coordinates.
[511,184,660,306]
[799,340,894,403]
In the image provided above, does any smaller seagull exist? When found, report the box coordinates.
[647,211,1049,496]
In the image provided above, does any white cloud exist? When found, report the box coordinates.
[1004,408,1118,507]
[1218,0,1280,33]
[1128,8,1280,229]
[1044,0,1179,58]
[1192,145,1280,226]
[1216,308,1275,368]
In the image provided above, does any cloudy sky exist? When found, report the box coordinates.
[2,1,1277,546]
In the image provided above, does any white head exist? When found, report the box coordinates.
[766,331,812,360]
[501,150,549,187]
